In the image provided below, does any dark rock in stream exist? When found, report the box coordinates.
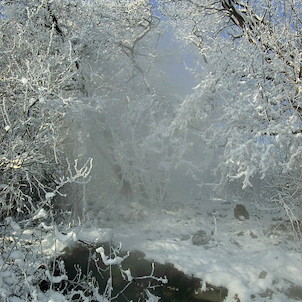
[53,242,228,301]
[234,204,249,220]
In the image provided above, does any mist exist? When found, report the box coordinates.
[66,20,218,225]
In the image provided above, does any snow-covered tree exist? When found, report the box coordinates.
[0,1,76,219]
[159,0,301,218]
[0,0,159,220]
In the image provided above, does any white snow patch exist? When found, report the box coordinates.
[54,227,77,243]
[104,198,302,302]
[33,208,48,220]
[96,246,128,266]
[45,192,56,199]
[5,217,21,231]
[20,77,28,85]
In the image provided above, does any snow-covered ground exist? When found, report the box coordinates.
[1,195,301,302]
[76,196,302,302]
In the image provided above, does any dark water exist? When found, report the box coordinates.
[54,243,227,302]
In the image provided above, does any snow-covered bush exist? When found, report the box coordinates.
[159,0,302,231]
[0,0,81,220]
[0,219,166,302]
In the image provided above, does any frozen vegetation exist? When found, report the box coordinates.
[0,0,301,301]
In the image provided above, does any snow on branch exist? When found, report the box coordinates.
[44,158,93,200]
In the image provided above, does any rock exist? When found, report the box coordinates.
[230,239,241,248]
[234,204,249,220]
[192,230,210,246]
[250,231,258,238]
[193,283,228,301]
[287,285,302,300]
[180,234,191,241]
